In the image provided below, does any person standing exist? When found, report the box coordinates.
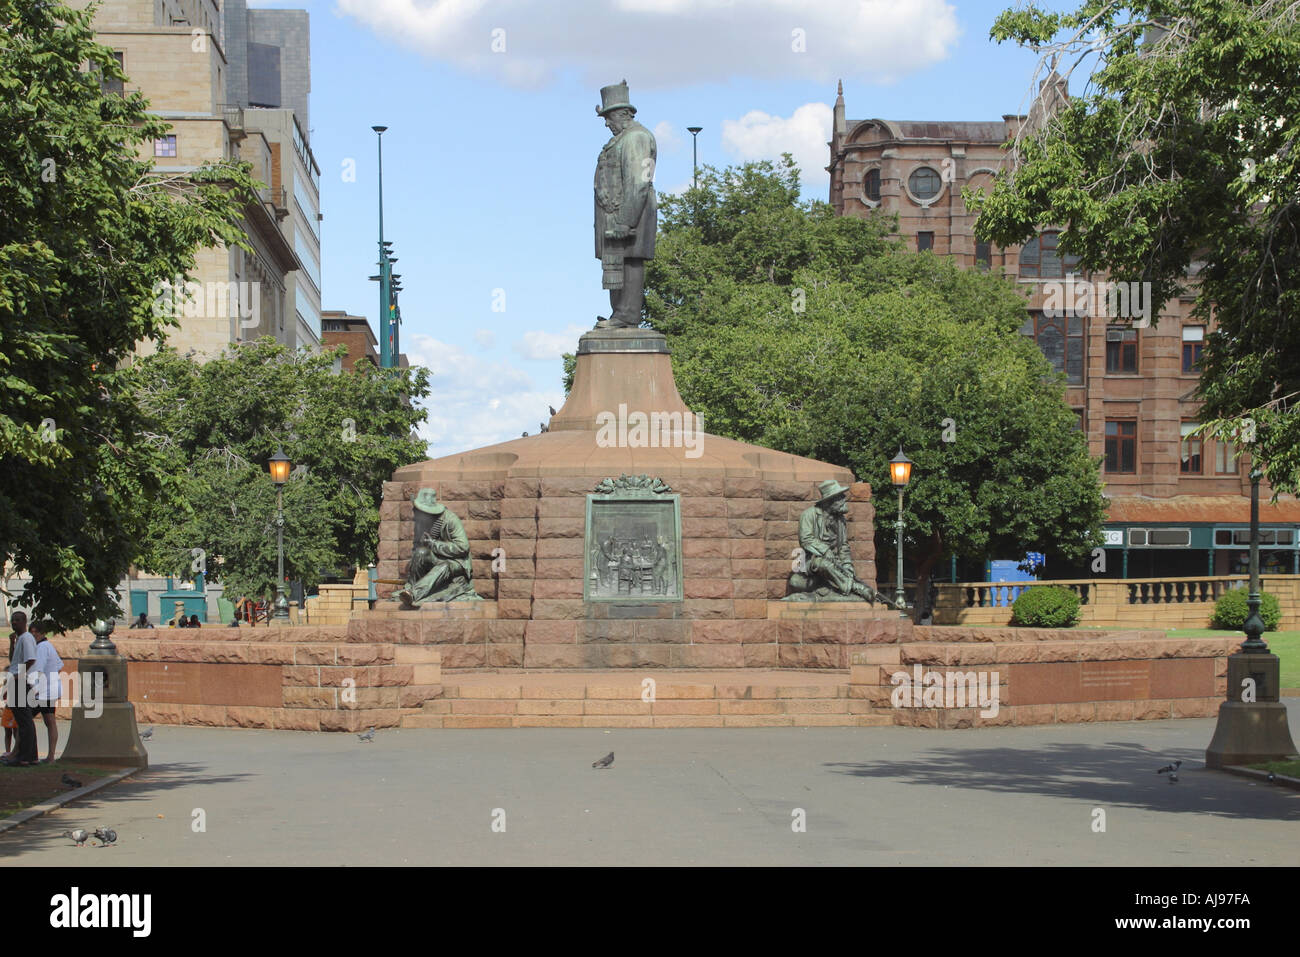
[2,627,15,759]
[30,620,62,763]
[3,611,39,766]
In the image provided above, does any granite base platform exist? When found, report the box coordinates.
[41,617,1243,731]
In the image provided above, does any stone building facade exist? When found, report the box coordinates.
[827,82,1300,579]
[80,0,322,357]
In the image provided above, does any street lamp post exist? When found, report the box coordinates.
[687,126,702,190]
[269,446,291,622]
[1241,467,1268,653]
[889,448,914,617]
[1205,464,1298,766]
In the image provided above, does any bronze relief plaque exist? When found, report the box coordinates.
[584,475,682,602]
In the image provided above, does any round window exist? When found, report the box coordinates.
[908,166,942,201]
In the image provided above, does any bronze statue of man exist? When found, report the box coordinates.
[787,480,895,605]
[397,488,479,605]
[593,80,656,329]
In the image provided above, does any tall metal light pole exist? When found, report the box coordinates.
[687,126,702,190]
[1241,468,1268,653]
[372,125,398,369]
[889,448,914,618]
[269,446,291,621]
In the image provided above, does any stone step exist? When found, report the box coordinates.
[401,714,447,729]
[396,669,897,729]
[398,713,893,729]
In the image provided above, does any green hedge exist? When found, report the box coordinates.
[1211,588,1281,631]
[1010,585,1081,628]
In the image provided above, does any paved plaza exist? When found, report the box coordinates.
[1,703,1296,866]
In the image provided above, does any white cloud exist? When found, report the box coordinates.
[335,0,960,88]
[660,177,694,198]
[511,323,588,361]
[721,102,833,188]
[653,121,683,152]
[404,334,564,455]
[473,328,496,349]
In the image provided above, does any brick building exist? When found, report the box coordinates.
[321,311,379,370]
[827,82,1300,580]
[79,0,322,356]
[320,311,411,373]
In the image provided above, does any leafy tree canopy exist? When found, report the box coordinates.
[624,156,1107,595]
[972,0,1300,493]
[0,0,260,625]
[130,340,431,599]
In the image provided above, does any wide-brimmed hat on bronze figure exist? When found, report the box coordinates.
[412,488,446,515]
[596,80,636,116]
[817,480,850,504]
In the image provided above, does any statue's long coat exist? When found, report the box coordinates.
[594,119,657,264]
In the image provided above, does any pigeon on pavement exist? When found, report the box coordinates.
[592,752,614,769]
[1156,760,1181,775]
[140,727,154,740]
[61,773,83,789]
[358,727,376,743]
[93,827,117,846]
[63,829,89,847]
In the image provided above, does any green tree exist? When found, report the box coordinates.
[972,0,1300,493]
[0,0,260,625]
[129,340,430,599]
[635,157,1106,607]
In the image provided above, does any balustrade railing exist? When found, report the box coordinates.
[933,575,1297,610]
[948,579,1093,609]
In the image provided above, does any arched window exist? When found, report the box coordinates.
[1019,230,1082,278]
[862,168,881,202]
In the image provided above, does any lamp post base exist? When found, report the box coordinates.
[59,657,149,769]
[1205,652,1298,769]
[1205,702,1298,768]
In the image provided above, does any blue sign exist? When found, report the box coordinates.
[987,554,1045,606]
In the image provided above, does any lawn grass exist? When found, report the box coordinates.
[1246,758,1300,778]
[1165,629,1300,690]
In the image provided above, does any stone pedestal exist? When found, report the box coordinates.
[1205,652,1298,768]
[60,655,149,768]
[370,326,883,669]
[548,329,690,432]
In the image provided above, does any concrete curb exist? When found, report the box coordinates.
[0,767,142,836]
[1221,764,1300,792]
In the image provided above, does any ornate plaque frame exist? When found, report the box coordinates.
[583,475,683,603]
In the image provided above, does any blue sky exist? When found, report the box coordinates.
[248,0,1063,456]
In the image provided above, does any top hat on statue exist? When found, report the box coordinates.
[817,480,850,504]
[596,80,636,116]
[412,488,447,515]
